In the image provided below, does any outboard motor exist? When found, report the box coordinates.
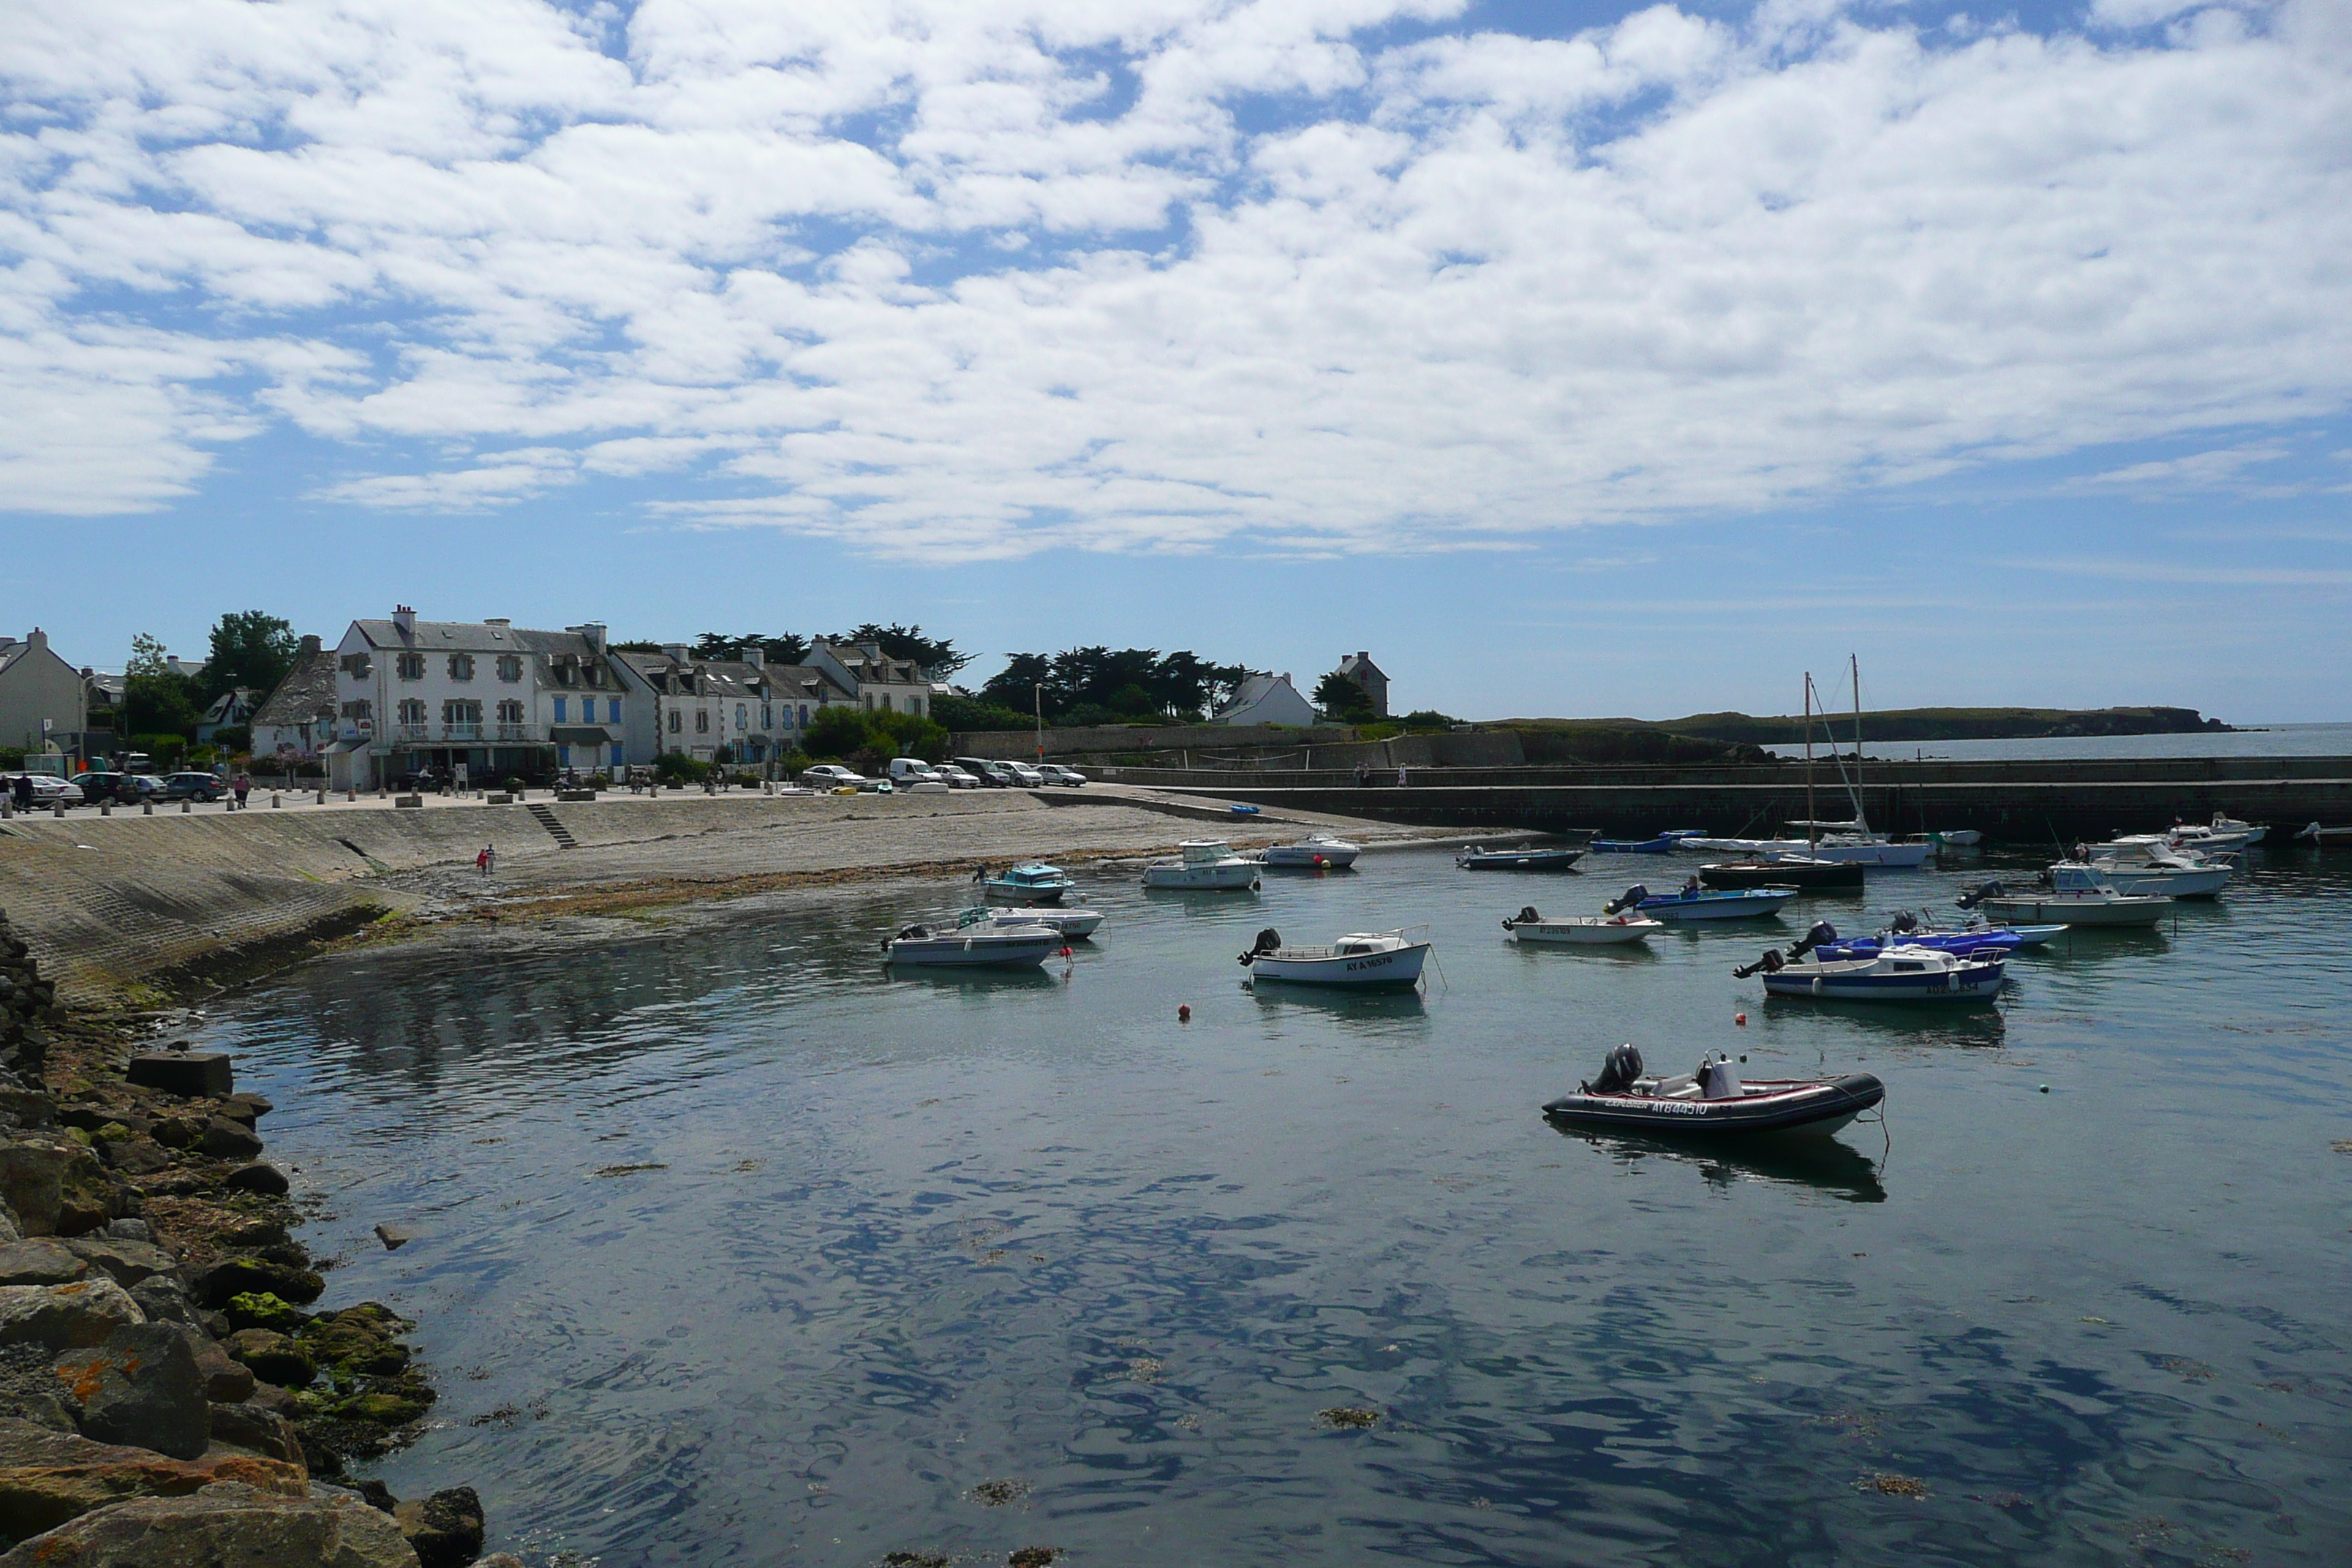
[1237,927,1284,965]
[1955,880,2005,910]
[1697,1052,1744,1101]
[1733,948,1786,979]
[1603,885,1650,916]
[1887,911,1918,936]
[1501,905,1542,931]
[1786,921,1837,961]
[1582,1043,1644,1096]
[886,923,931,949]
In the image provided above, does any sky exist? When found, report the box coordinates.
[3,0,2348,722]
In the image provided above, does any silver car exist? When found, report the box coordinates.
[932,764,981,789]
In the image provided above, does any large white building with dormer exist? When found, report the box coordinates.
[328,608,638,788]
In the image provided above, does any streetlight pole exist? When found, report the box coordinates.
[1034,683,1044,765]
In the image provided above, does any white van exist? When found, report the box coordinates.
[888,758,951,794]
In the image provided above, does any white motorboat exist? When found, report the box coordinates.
[2205,812,2266,845]
[883,908,1065,968]
[986,905,1103,938]
[1238,927,1428,989]
[1676,836,1812,856]
[2297,821,2352,844]
[1257,831,1362,869]
[1740,942,2005,1001]
[1499,905,1662,945]
[1931,829,1983,847]
[2084,847,2232,899]
[1956,864,2172,927]
[1142,840,1262,891]
[1806,834,1932,867]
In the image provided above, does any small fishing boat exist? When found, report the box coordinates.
[1257,831,1362,869]
[1699,858,1864,891]
[1500,905,1662,945]
[1931,829,1983,847]
[2298,821,2352,844]
[1606,882,1796,922]
[1456,845,1586,871]
[2204,812,2266,845]
[1542,1044,1884,1139]
[1790,917,2065,961]
[2084,847,2232,899]
[1957,864,2171,926]
[977,861,1075,904]
[986,905,1103,939]
[1237,927,1429,989]
[1738,941,2005,1000]
[1590,834,1678,854]
[1142,840,1261,890]
[883,908,1065,968]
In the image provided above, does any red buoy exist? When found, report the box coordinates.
[1177,1004,1191,1022]
[1735,1013,1748,1026]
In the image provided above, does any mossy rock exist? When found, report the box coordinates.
[298,1316,410,1376]
[337,1391,431,1426]
[225,1291,310,1332]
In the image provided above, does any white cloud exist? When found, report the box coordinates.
[2,0,2349,558]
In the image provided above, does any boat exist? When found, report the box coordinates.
[1456,845,1586,871]
[1500,905,1662,945]
[1142,840,1262,890]
[985,905,1104,938]
[1931,829,1984,847]
[2297,821,2352,844]
[1605,882,1796,922]
[2204,812,2266,845]
[1676,835,1813,856]
[1790,917,2065,961]
[1590,834,1679,854]
[1542,1044,1884,1139]
[2083,846,2232,899]
[978,861,1074,904]
[1956,864,2172,926]
[1779,660,1934,868]
[1699,858,1864,891]
[1237,927,1429,989]
[1735,942,2006,1001]
[882,908,1065,968]
[1257,831,1362,869]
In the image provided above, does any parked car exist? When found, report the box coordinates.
[161,772,226,802]
[932,764,981,789]
[1003,762,1046,787]
[802,764,869,790]
[10,774,79,807]
[1036,764,1088,786]
[951,757,1014,787]
[886,758,939,785]
[75,771,162,804]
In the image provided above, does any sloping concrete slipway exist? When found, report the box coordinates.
[0,787,1478,1001]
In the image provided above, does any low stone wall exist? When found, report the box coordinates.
[948,723,1356,760]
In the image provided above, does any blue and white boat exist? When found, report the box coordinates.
[1458,845,1586,871]
[1591,834,1679,854]
[1738,943,2005,1001]
[1605,883,1796,922]
[978,861,1074,904]
[1788,918,2065,962]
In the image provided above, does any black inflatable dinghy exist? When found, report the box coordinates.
[1542,1044,1882,1139]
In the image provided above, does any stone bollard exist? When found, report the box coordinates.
[99,801,110,815]
[143,800,153,815]
[271,792,280,808]
[181,801,192,814]
[53,802,64,818]
[317,789,327,804]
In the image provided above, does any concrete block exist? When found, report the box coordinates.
[555,789,596,802]
[485,794,512,805]
[126,1053,234,1099]
[393,795,423,809]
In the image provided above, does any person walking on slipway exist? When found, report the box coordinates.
[477,844,494,876]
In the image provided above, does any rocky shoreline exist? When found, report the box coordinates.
[0,907,504,1567]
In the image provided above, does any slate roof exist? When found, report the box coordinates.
[252,642,339,728]
[350,619,599,658]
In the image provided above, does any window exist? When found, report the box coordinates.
[608,699,621,723]
[668,710,682,733]
[497,655,522,682]
[441,700,481,725]
[448,654,474,682]
[736,704,747,730]
[396,699,426,725]
[910,696,923,716]
[552,698,567,723]
[695,710,709,733]
[586,663,604,687]
[396,653,426,681]
[341,699,372,720]
[761,704,772,729]
[497,700,524,724]
[799,705,809,727]
[864,695,874,710]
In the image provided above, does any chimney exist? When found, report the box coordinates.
[483,617,510,627]
[25,630,45,652]
[1357,651,1369,662]
[297,634,321,656]
[664,643,689,665]
[568,622,608,654]
[393,605,416,636]
[742,648,764,668]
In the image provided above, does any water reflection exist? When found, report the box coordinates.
[1244,981,1430,1028]
[1755,994,2011,1047]
[1548,1123,1889,1202]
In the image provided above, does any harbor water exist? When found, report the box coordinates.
[195,843,2352,1566]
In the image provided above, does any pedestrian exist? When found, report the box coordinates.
[10,774,30,811]
[477,843,494,876]
[1355,764,1369,788]
[1396,765,1407,788]
[233,772,251,810]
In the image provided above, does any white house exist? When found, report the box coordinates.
[614,647,855,765]
[1214,673,1319,727]
[1336,651,1389,717]
[328,608,637,788]
[249,636,339,761]
[808,641,932,716]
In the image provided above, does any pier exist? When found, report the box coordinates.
[1093,754,2352,842]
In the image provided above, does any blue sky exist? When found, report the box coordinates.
[4,0,2347,721]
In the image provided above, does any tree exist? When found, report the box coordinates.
[803,706,870,761]
[124,633,204,740]
[931,693,1030,733]
[830,622,970,676]
[1314,670,1378,723]
[203,612,299,701]
[978,647,1256,721]
[693,631,813,666]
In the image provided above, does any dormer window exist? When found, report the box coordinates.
[448,654,475,682]
[497,655,522,682]
[585,663,604,688]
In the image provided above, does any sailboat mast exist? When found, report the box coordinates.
[1850,652,1866,834]
[1803,674,1817,852]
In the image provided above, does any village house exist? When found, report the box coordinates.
[614,646,853,764]
[328,608,637,789]
[0,630,89,761]
[1214,673,1319,727]
[248,636,340,763]
[1336,651,1389,718]
[807,640,932,715]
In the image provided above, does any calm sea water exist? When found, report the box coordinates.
[1763,721,2352,764]
[196,843,2352,1567]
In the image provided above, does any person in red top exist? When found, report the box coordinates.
[232,773,251,810]
[476,844,494,876]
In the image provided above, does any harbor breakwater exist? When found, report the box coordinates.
[1097,755,2352,840]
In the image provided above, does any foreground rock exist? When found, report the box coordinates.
[0,1418,307,1540]
[0,1479,418,1567]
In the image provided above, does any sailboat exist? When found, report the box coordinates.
[1790,658,1930,868]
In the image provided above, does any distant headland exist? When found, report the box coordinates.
[1573,706,2235,747]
